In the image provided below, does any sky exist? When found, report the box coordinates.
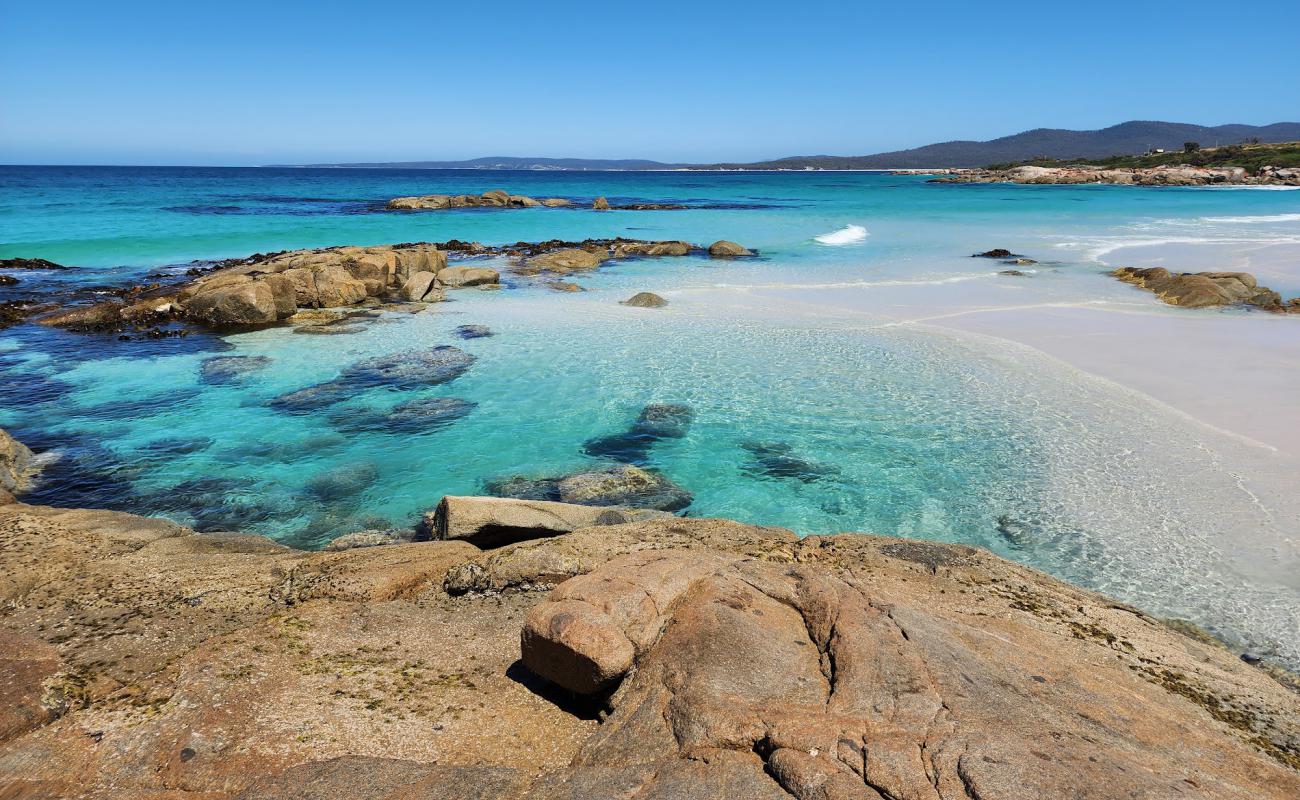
[2,0,1298,166]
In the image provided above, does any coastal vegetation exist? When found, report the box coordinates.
[987,139,1300,172]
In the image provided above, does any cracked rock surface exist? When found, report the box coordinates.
[0,504,1296,799]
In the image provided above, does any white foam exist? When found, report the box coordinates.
[814,224,869,246]
[1199,213,1300,224]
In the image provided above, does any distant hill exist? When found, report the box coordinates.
[279,121,1300,171]
[286,156,682,171]
[705,122,1300,170]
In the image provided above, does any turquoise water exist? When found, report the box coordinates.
[3,166,1299,665]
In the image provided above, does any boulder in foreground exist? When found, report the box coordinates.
[0,494,1297,799]
[422,495,670,548]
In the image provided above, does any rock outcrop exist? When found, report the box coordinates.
[620,291,667,308]
[422,495,669,548]
[934,164,1300,187]
[1,494,1296,799]
[387,190,573,210]
[521,248,609,274]
[707,239,752,257]
[592,196,610,211]
[0,427,39,495]
[1113,267,1299,311]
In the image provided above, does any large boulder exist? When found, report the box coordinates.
[185,281,278,325]
[523,248,608,274]
[257,274,298,318]
[516,541,1300,799]
[437,266,500,288]
[592,196,610,211]
[707,240,752,257]
[422,495,670,548]
[0,427,38,494]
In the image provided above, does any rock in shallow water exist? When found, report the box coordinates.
[488,464,692,511]
[305,462,379,501]
[583,403,693,464]
[330,396,476,435]
[454,324,493,339]
[740,441,841,483]
[620,292,667,308]
[200,355,271,385]
[270,346,475,414]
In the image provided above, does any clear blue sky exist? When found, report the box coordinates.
[2,0,1297,165]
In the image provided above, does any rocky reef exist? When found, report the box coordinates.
[933,164,1300,186]
[388,189,573,210]
[10,237,754,336]
[0,484,1296,799]
[387,189,694,212]
[1112,267,1300,312]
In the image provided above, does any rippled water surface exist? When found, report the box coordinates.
[3,166,1299,666]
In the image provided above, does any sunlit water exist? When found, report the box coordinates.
[2,166,1298,666]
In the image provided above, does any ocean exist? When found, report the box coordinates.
[2,165,1299,665]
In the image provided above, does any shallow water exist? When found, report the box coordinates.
[2,166,1299,666]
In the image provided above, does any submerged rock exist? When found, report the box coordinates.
[583,403,693,464]
[273,346,478,414]
[454,324,493,339]
[740,441,841,483]
[546,281,583,292]
[620,292,667,308]
[330,396,476,435]
[341,346,476,390]
[487,464,692,512]
[999,269,1028,277]
[200,355,272,385]
[0,275,18,287]
[305,462,379,502]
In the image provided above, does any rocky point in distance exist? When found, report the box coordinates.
[0,422,1297,799]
